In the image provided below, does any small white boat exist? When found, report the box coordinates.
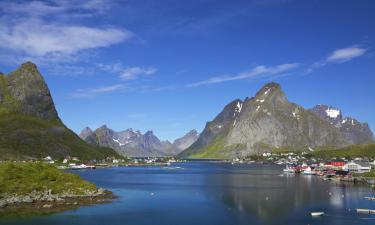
[303,167,317,175]
[283,165,295,173]
[310,212,324,216]
[357,208,375,214]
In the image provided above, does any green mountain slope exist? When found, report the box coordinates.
[0,62,119,160]
[312,144,375,158]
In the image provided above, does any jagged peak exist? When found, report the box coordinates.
[145,130,154,136]
[312,104,342,119]
[187,129,198,135]
[255,82,284,98]
[14,61,39,74]
[20,61,37,69]
[97,124,109,130]
[81,127,93,133]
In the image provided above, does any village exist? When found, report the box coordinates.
[34,156,176,170]
[263,152,375,184]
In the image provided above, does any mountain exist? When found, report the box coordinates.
[180,82,373,159]
[172,130,199,153]
[80,126,198,157]
[310,105,374,144]
[0,62,120,160]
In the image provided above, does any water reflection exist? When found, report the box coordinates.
[199,164,363,222]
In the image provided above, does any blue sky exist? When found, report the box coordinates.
[0,0,374,141]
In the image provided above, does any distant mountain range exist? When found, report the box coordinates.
[179,82,374,159]
[79,126,199,157]
[1,62,373,160]
[0,62,120,160]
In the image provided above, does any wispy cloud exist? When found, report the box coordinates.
[120,67,157,80]
[187,63,299,87]
[326,47,367,63]
[71,84,123,98]
[307,46,368,73]
[98,63,157,80]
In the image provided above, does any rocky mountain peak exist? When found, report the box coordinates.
[1,61,60,121]
[310,105,374,144]
[186,129,198,136]
[310,105,342,125]
[145,130,154,136]
[253,82,287,105]
[97,125,109,130]
[79,127,94,139]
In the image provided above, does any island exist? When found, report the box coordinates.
[0,162,115,217]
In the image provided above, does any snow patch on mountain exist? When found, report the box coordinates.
[325,108,340,118]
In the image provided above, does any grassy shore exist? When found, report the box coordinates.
[353,170,375,178]
[0,162,115,217]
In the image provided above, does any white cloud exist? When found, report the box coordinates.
[326,47,367,63]
[98,63,157,80]
[0,19,132,58]
[306,46,368,73]
[188,63,299,87]
[71,84,123,98]
[0,0,110,18]
[120,67,157,80]
[0,0,133,68]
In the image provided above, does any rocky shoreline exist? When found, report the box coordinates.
[0,188,116,217]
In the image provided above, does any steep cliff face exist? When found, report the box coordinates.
[180,83,356,159]
[310,105,374,144]
[0,62,119,160]
[1,62,59,121]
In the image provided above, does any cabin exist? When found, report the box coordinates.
[343,161,371,173]
[331,161,345,167]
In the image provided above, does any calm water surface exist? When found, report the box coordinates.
[1,162,375,225]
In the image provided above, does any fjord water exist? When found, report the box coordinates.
[2,162,375,225]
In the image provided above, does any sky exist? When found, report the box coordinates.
[0,0,374,141]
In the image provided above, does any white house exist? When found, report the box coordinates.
[343,161,371,173]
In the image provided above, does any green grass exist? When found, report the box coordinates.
[0,162,97,195]
[312,144,375,159]
[0,113,120,160]
[353,170,375,178]
[186,135,245,159]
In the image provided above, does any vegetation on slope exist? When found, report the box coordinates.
[0,162,97,195]
[312,144,375,158]
[353,169,375,178]
[0,113,120,160]
[180,134,245,159]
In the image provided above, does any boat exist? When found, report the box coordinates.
[364,197,375,201]
[302,167,317,175]
[283,165,295,173]
[310,212,324,216]
[71,164,96,170]
[356,208,375,214]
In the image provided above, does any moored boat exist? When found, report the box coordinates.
[310,212,324,216]
[283,165,295,173]
[302,167,317,175]
[357,208,375,214]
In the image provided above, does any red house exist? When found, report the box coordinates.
[331,161,345,167]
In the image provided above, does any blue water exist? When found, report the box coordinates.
[1,162,375,225]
